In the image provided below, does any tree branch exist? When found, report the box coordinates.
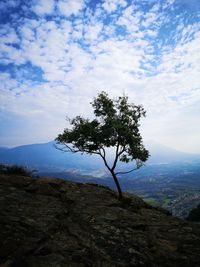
[98,151,112,172]
[111,143,119,171]
[115,160,143,175]
[54,143,101,155]
[101,147,106,158]
[115,166,139,175]
[54,143,79,153]
[111,144,125,171]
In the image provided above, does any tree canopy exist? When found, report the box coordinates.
[56,91,149,199]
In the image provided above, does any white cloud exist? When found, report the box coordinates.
[0,0,20,11]
[1,0,200,152]
[32,0,55,15]
[0,26,22,64]
[0,45,25,65]
[0,30,19,44]
[102,0,127,13]
[84,22,103,42]
[57,0,85,16]
[116,5,141,33]
[142,12,157,28]
[18,20,72,81]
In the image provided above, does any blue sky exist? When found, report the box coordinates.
[0,0,200,153]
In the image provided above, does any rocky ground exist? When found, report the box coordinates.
[0,174,200,267]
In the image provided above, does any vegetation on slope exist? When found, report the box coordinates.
[0,163,34,177]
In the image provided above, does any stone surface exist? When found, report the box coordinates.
[0,174,200,267]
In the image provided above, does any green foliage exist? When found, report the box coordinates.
[187,204,200,222]
[56,91,149,198]
[0,163,34,177]
[56,91,149,163]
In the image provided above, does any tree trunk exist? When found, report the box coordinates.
[111,171,122,199]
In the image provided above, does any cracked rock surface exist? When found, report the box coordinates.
[0,174,200,267]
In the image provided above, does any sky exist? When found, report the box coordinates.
[0,0,200,153]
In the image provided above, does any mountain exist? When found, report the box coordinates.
[1,173,200,266]
[145,140,200,164]
[0,141,199,174]
[0,141,104,173]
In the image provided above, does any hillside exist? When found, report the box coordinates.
[0,141,104,173]
[0,174,200,266]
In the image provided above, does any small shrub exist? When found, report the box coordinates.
[187,204,200,222]
[0,164,7,174]
[0,163,35,177]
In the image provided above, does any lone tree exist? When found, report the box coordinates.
[56,91,149,199]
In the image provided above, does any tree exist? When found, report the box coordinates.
[55,91,149,199]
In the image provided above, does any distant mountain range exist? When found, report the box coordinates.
[0,140,199,175]
[0,141,104,174]
[145,141,200,164]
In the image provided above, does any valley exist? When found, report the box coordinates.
[39,162,200,218]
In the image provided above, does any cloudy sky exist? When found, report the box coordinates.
[0,0,200,153]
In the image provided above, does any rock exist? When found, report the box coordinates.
[0,174,200,266]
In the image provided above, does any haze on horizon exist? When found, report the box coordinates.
[0,0,200,153]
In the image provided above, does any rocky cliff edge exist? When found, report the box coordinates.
[0,174,200,267]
